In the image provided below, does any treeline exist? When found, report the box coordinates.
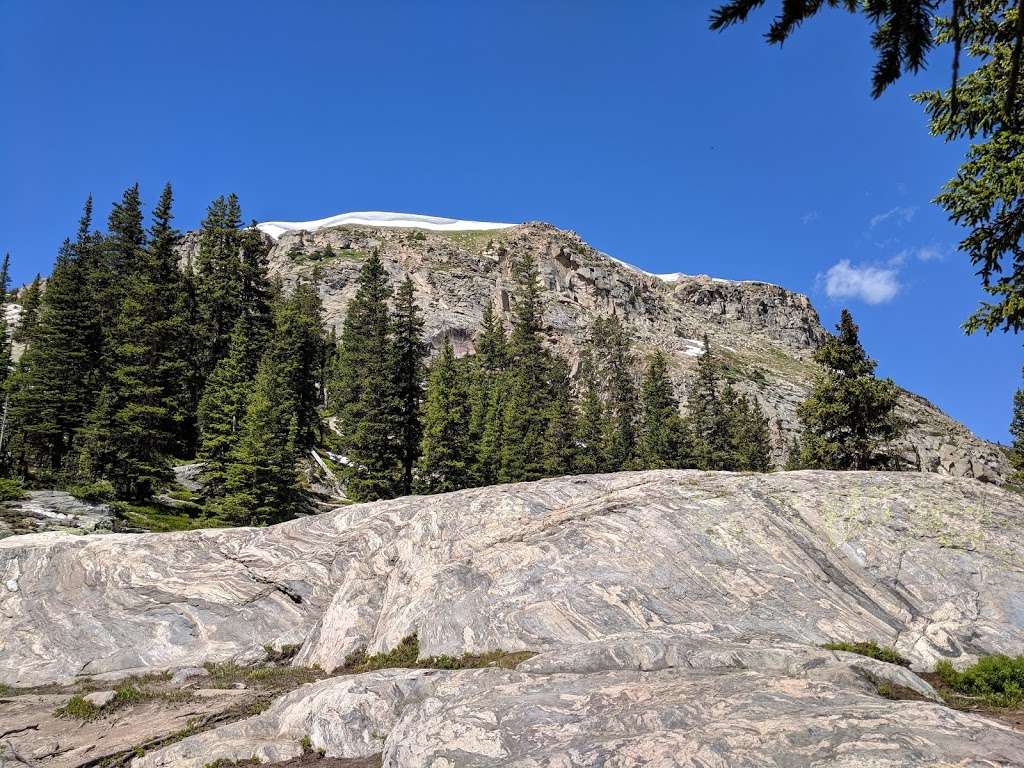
[0,185,909,527]
[331,251,775,501]
[0,186,326,524]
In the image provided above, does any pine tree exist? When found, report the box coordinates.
[331,251,401,501]
[469,302,508,486]
[574,352,607,474]
[215,347,303,526]
[639,350,691,469]
[79,185,173,499]
[197,312,269,494]
[499,255,551,483]
[595,316,639,471]
[0,253,12,387]
[416,336,472,493]
[8,199,101,475]
[0,253,10,302]
[541,356,577,476]
[91,184,146,346]
[195,194,244,369]
[1009,370,1024,484]
[147,183,192,455]
[286,278,327,449]
[783,435,802,471]
[13,274,42,344]
[797,309,905,470]
[723,385,772,472]
[391,277,427,495]
[687,335,730,470]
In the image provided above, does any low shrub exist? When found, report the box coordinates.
[67,480,115,504]
[0,478,26,502]
[935,655,1024,708]
[822,641,910,667]
[55,694,100,720]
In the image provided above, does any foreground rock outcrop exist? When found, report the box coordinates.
[2,470,1024,765]
[4,471,1022,687]
[139,636,1024,768]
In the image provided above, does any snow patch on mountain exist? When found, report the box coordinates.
[256,211,517,239]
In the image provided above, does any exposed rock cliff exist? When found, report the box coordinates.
[1,470,1022,765]
[178,218,1006,481]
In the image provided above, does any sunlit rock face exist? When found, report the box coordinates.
[3,469,1024,764]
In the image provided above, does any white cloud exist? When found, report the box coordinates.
[821,260,901,304]
[892,244,944,265]
[914,245,943,262]
[869,206,916,228]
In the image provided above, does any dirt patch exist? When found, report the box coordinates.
[877,671,1024,732]
[266,755,382,768]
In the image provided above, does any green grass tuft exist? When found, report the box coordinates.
[55,694,100,720]
[343,634,534,673]
[822,640,910,667]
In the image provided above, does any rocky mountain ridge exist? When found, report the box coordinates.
[178,216,1007,481]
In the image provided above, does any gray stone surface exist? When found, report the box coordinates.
[2,470,1022,691]
[178,220,1007,480]
[82,689,116,708]
[136,637,1024,768]
[0,491,112,539]
[3,469,1024,765]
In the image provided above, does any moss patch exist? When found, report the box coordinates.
[822,641,910,667]
[342,634,534,673]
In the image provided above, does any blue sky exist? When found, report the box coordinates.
[2,1,1019,443]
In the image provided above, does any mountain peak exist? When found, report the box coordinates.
[256,210,518,239]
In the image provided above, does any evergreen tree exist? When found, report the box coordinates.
[541,356,578,476]
[687,335,731,470]
[197,312,269,494]
[8,199,101,474]
[0,253,10,302]
[595,316,639,471]
[195,194,244,369]
[147,183,192,454]
[79,186,174,499]
[469,302,508,486]
[331,251,401,500]
[783,435,802,471]
[215,346,303,526]
[13,274,42,344]
[1009,370,1024,484]
[0,253,11,387]
[796,309,905,470]
[391,277,427,495]
[286,278,327,449]
[574,352,607,474]
[639,350,691,469]
[499,255,551,483]
[723,385,772,472]
[92,184,145,344]
[416,336,472,493]
[476,377,508,487]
